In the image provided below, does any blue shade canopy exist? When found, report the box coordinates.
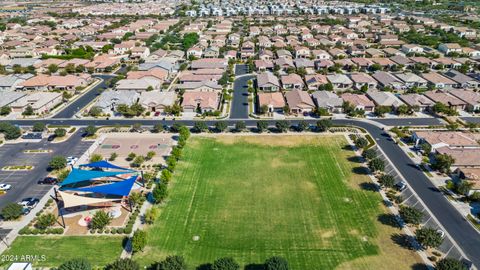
[79,160,132,171]
[60,168,132,186]
[62,175,137,196]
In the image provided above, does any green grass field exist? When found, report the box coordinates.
[0,236,124,268]
[135,135,422,269]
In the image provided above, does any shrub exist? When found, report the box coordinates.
[379,174,395,188]
[106,258,140,270]
[35,213,57,230]
[368,158,385,173]
[435,258,467,270]
[157,255,187,270]
[265,256,289,270]
[90,211,112,230]
[399,206,423,225]
[212,257,240,270]
[144,207,160,224]
[132,230,147,253]
[415,227,443,249]
[354,137,368,149]
[49,156,67,170]
[1,203,24,220]
[58,258,92,270]
[362,148,377,160]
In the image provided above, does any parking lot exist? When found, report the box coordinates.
[0,131,93,210]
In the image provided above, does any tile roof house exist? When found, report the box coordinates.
[442,70,479,89]
[311,91,343,113]
[139,91,177,112]
[372,71,405,90]
[327,74,353,91]
[395,73,428,88]
[436,147,480,168]
[257,72,280,92]
[116,78,161,92]
[10,92,62,114]
[127,67,168,81]
[424,90,466,110]
[398,93,435,112]
[95,90,139,114]
[181,91,220,113]
[366,90,405,108]
[305,74,328,90]
[281,74,304,90]
[448,90,480,112]
[349,73,377,90]
[284,89,315,114]
[19,74,89,91]
[421,72,457,89]
[341,93,375,112]
[257,92,285,113]
[0,74,34,92]
[0,92,27,108]
[191,58,227,70]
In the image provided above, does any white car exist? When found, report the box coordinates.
[67,157,78,166]
[0,184,11,191]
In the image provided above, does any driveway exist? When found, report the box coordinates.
[0,131,93,209]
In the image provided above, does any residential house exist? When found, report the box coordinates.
[139,91,177,112]
[341,93,375,112]
[395,73,428,88]
[257,72,280,92]
[401,44,423,54]
[10,92,62,114]
[367,90,405,109]
[284,89,315,114]
[421,72,457,89]
[399,93,435,112]
[449,90,480,112]
[349,73,377,90]
[281,74,304,90]
[116,78,161,92]
[257,92,285,113]
[311,91,343,113]
[424,90,466,110]
[327,74,353,91]
[0,74,34,92]
[443,70,479,89]
[181,91,220,113]
[305,74,328,90]
[438,43,463,55]
[95,90,139,114]
[372,71,405,90]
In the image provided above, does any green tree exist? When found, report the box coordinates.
[32,122,46,132]
[49,156,67,170]
[432,153,455,174]
[368,158,385,172]
[144,207,160,225]
[22,105,34,116]
[88,106,102,117]
[35,213,57,230]
[456,181,474,196]
[90,210,112,230]
[146,151,156,160]
[131,155,145,167]
[215,121,228,132]
[0,106,11,116]
[354,137,368,149]
[275,120,290,133]
[362,148,377,160]
[415,227,443,249]
[379,174,395,188]
[90,154,103,163]
[435,258,466,270]
[212,257,240,270]
[47,64,59,74]
[127,152,136,161]
[397,104,409,115]
[54,128,67,137]
[193,121,208,133]
[152,123,164,133]
[257,121,268,133]
[419,143,432,155]
[316,119,332,132]
[109,152,118,161]
[296,121,309,132]
[132,230,147,253]
[265,256,289,270]
[360,84,368,93]
[157,255,188,270]
[1,203,24,220]
[153,182,168,204]
[129,192,143,207]
[0,122,21,140]
[399,206,423,225]
[374,106,391,117]
[85,125,97,136]
[58,258,92,270]
[107,258,140,270]
[235,121,246,132]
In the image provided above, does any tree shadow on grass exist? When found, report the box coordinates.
[196,263,212,270]
[411,263,429,270]
[342,144,354,151]
[359,182,379,192]
[391,233,417,250]
[377,213,400,228]
[352,166,369,175]
[347,156,363,163]
[244,263,265,270]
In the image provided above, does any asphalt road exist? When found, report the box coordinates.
[0,130,93,209]
[335,119,480,267]
[371,117,444,126]
[230,75,255,119]
[52,75,114,119]
[234,64,249,76]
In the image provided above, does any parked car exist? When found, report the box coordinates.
[38,177,58,185]
[18,198,39,209]
[395,181,407,192]
[0,184,12,191]
[67,157,78,166]
[21,132,42,140]
[154,111,161,117]
[47,135,55,141]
